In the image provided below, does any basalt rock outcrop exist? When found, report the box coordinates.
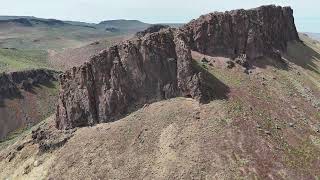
[0,69,58,98]
[56,5,299,129]
[181,5,299,60]
[136,24,170,37]
[56,28,210,129]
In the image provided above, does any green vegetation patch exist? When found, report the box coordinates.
[0,48,51,72]
[35,81,60,118]
[195,59,245,87]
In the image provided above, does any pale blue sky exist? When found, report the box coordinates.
[0,0,319,32]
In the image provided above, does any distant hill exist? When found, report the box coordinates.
[0,16,151,72]
[0,17,106,51]
[97,20,183,32]
[0,16,37,20]
[0,16,152,51]
[0,16,68,26]
[97,19,151,33]
[48,35,130,70]
[0,16,186,72]
[305,32,320,41]
[0,16,153,31]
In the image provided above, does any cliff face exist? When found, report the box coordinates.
[56,5,299,129]
[182,5,299,59]
[56,29,209,129]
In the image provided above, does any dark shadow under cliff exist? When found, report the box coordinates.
[0,69,59,107]
[0,92,23,107]
[250,56,289,71]
[23,80,57,95]
[284,41,320,75]
[0,80,58,108]
[191,60,230,101]
[248,41,320,75]
[96,61,231,126]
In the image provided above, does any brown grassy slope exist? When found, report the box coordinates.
[0,81,59,141]
[0,19,140,72]
[0,37,320,179]
[0,23,98,51]
[48,35,130,70]
[1,94,319,179]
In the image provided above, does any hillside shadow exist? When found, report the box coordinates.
[24,80,57,94]
[198,41,320,75]
[0,91,24,107]
[252,41,320,74]
[194,50,291,72]
[97,61,230,125]
[283,41,320,75]
[251,56,289,71]
[0,80,57,107]
[191,60,230,101]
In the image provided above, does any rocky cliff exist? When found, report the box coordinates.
[181,5,299,60]
[56,28,210,129]
[56,5,299,129]
[136,24,170,37]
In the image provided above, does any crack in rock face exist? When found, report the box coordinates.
[55,5,299,130]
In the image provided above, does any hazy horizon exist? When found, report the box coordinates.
[0,0,319,33]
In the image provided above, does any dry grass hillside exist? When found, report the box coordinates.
[48,35,130,70]
[0,81,59,141]
[0,35,320,179]
[0,17,151,73]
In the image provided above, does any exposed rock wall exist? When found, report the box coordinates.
[56,29,209,129]
[56,5,299,129]
[0,69,58,98]
[136,24,170,37]
[181,5,299,59]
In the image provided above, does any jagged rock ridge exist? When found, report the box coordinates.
[136,24,170,37]
[181,5,299,59]
[56,29,210,129]
[56,5,299,129]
